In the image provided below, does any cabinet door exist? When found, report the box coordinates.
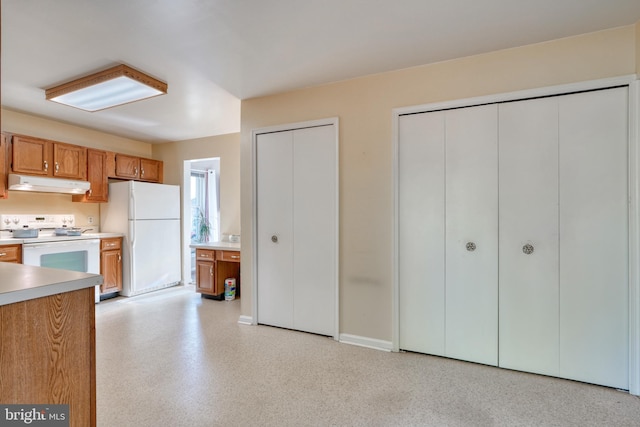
[114,154,140,179]
[256,131,294,329]
[53,142,86,180]
[101,249,122,293]
[445,104,498,366]
[559,87,629,389]
[498,97,560,376]
[398,111,446,356]
[73,149,107,203]
[195,260,214,294]
[139,158,161,182]
[11,135,50,175]
[0,133,7,198]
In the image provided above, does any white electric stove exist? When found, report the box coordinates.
[1,214,101,302]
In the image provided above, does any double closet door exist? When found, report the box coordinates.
[256,124,337,337]
[398,87,629,389]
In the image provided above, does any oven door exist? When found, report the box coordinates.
[23,239,101,302]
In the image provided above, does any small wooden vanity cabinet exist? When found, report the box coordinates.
[100,237,122,295]
[195,248,240,298]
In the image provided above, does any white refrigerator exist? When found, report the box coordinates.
[100,181,181,296]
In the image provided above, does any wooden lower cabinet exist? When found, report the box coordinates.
[195,248,240,298]
[100,238,122,295]
[0,244,21,263]
[0,287,96,427]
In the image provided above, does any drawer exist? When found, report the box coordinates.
[216,250,240,262]
[0,245,21,263]
[196,249,215,261]
[101,238,122,251]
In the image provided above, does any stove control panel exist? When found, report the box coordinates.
[0,214,76,230]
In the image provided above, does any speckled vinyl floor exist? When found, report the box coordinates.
[95,285,640,426]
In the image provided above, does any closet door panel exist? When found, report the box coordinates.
[398,112,446,355]
[559,87,629,389]
[498,98,560,376]
[445,105,499,366]
[292,125,336,336]
[257,131,294,329]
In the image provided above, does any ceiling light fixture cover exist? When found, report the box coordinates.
[45,64,167,112]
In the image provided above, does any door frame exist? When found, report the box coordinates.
[392,75,640,395]
[251,117,340,340]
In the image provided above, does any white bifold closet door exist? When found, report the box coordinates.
[558,88,628,389]
[399,105,498,366]
[445,105,499,366]
[498,97,560,376]
[256,125,337,337]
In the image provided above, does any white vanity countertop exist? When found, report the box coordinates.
[189,241,241,251]
[0,262,103,306]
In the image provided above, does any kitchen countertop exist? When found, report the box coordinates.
[0,232,124,245]
[0,262,103,306]
[190,241,241,251]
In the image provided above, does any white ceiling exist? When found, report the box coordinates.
[2,0,640,143]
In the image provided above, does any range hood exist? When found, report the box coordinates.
[8,174,91,195]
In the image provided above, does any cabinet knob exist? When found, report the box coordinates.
[522,244,534,255]
[466,242,476,252]
[271,235,278,243]
[43,160,48,172]
[55,162,60,172]
[209,266,213,276]
[134,167,138,176]
[0,252,6,257]
[118,254,122,262]
[141,168,145,177]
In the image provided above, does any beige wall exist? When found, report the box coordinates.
[241,24,639,341]
[152,132,241,237]
[1,109,152,227]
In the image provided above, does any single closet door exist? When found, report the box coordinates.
[498,97,560,376]
[559,87,629,389]
[398,111,446,356]
[256,125,337,337]
[445,104,499,366]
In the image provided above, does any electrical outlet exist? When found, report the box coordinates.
[87,216,94,224]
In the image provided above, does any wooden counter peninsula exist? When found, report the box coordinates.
[0,263,102,427]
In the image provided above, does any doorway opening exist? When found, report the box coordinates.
[182,158,220,284]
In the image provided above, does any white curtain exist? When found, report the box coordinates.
[206,169,220,242]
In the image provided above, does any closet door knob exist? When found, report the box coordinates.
[523,244,534,255]
[271,235,278,243]
[466,242,476,252]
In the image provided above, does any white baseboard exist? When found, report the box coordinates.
[339,334,392,352]
[238,315,253,325]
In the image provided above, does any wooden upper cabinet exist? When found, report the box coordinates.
[114,154,140,179]
[11,135,86,180]
[11,135,50,176]
[0,133,7,199]
[139,158,162,182]
[73,149,107,203]
[106,151,163,183]
[52,142,86,180]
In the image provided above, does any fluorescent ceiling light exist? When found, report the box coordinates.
[46,64,167,112]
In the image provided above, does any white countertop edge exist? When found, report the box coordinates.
[189,241,241,251]
[0,263,103,306]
